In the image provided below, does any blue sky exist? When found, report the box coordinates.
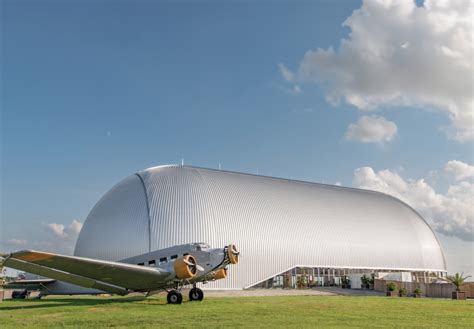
[1,1,473,276]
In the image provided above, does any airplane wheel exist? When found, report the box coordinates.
[189,287,204,301]
[167,290,182,304]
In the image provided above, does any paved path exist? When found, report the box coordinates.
[202,288,337,297]
[197,287,385,297]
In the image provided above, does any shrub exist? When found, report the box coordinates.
[361,274,371,289]
[399,288,407,296]
[386,282,397,292]
[446,273,471,292]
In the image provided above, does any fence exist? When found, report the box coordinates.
[374,279,474,298]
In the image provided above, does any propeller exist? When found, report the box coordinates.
[183,258,204,272]
[230,244,240,256]
[226,244,239,264]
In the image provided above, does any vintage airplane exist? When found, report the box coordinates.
[0,242,239,304]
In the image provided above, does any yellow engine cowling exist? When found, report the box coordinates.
[227,244,239,264]
[213,268,227,280]
[174,255,198,279]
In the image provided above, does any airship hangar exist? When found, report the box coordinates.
[74,165,447,290]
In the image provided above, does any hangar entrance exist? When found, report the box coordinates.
[250,267,446,289]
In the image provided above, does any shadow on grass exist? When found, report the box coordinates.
[0,295,167,311]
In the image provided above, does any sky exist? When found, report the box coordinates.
[1,0,473,278]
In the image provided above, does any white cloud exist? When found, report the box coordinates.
[285,0,474,142]
[353,163,474,242]
[2,239,28,246]
[445,160,474,181]
[68,220,83,235]
[44,220,83,239]
[345,115,397,143]
[46,223,67,238]
[278,63,294,82]
[291,85,302,94]
[277,63,302,95]
[1,220,83,255]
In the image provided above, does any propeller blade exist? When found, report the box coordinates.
[183,259,205,272]
[231,246,240,256]
[196,264,205,272]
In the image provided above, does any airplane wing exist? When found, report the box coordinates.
[3,278,56,290]
[2,250,173,296]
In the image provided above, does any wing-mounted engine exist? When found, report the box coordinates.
[200,268,227,282]
[173,255,200,280]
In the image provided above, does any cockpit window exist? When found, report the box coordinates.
[170,255,178,260]
[195,243,210,251]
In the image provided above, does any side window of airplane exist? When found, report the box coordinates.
[170,255,178,260]
[148,260,156,267]
[183,253,189,257]
[159,257,167,264]
[137,262,144,266]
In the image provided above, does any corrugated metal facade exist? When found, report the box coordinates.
[74,165,446,289]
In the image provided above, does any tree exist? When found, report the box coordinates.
[446,273,471,292]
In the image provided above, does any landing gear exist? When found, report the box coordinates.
[167,290,183,304]
[189,287,204,301]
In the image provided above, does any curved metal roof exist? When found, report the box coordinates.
[75,165,446,289]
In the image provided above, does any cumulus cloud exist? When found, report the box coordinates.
[353,163,474,242]
[1,220,83,255]
[291,85,302,94]
[2,239,28,246]
[278,63,302,95]
[282,0,474,141]
[46,223,67,238]
[44,220,83,239]
[278,63,295,82]
[445,160,474,181]
[345,115,397,143]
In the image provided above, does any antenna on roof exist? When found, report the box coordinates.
[181,158,184,166]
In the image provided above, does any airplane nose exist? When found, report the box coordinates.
[227,244,239,264]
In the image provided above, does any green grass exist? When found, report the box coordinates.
[0,295,472,328]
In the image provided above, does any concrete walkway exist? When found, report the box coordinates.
[200,287,384,298]
[202,288,336,297]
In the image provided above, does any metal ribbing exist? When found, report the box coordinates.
[75,175,150,261]
[135,173,152,252]
[75,165,447,289]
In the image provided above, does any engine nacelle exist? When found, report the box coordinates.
[213,268,227,280]
[174,255,198,279]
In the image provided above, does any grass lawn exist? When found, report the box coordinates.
[0,295,472,328]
